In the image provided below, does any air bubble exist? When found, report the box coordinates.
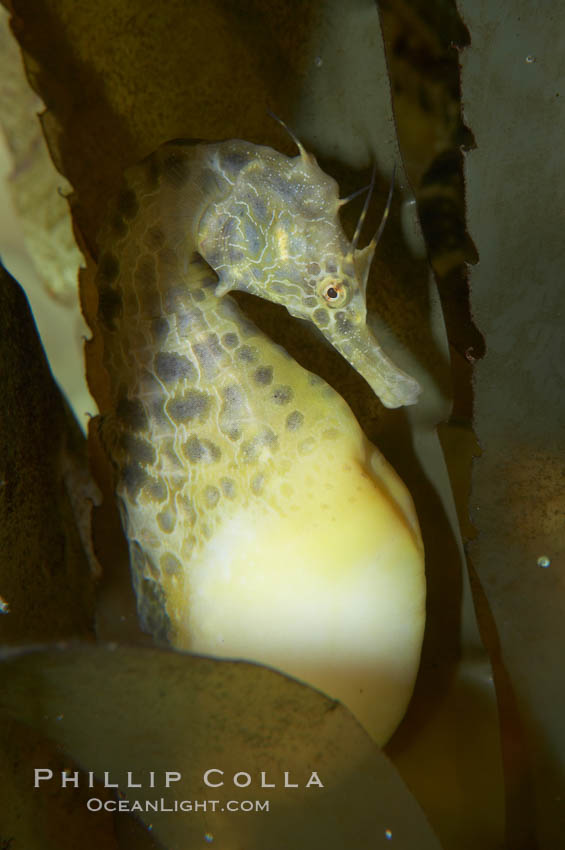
[204,834,214,844]
[314,56,323,67]
[385,829,393,840]
[537,555,550,568]
[526,55,536,64]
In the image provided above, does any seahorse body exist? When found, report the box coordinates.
[94,139,425,744]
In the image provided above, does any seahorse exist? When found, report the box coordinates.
[92,132,425,744]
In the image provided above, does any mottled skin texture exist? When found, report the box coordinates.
[95,139,422,678]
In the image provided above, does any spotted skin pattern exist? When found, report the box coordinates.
[95,139,420,643]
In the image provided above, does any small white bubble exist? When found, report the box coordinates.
[204,833,214,844]
[537,555,550,568]
[56,714,64,721]
[314,56,323,67]
[0,596,9,614]
[385,829,393,840]
[526,55,536,64]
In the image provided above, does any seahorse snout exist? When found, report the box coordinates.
[325,322,421,408]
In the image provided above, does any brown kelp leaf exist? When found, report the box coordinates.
[0,643,443,849]
[0,264,98,644]
[461,1,565,845]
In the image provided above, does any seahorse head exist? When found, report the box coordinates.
[198,140,420,408]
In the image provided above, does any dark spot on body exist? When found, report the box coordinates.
[177,306,207,336]
[260,427,278,448]
[145,477,168,502]
[120,434,156,465]
[240,427,278,463]
[237,317,258,338]
[192,288,206,302]
[244,219,263,256]
[118,188,139,220]
[116,396,148,431]
[286,410,304,431]
[222,332,239,348]
[237,344,258,364]
[179,496,197,525]
[122,463,148,498]
[192,333,226,378]
[166,390,212,424]
[313,307,330,327]
[98,286,122,329]
[220,477,236,499]
[228,246,245,264]
[241,438,258,462]
[302,296,317,309]
[154,351,197,384]
[220,384,245,419]
[161,553,182,576]
[157,509,176,533]
[272,385,294,405]
[221,148,250,176]
[308,262,321,275]
[253,365,273,385]
[326,260,337,273]
[272,174,298,204]
[204,485,220,507]
[151,316,169,343]
[221,214,238,242]
[99,252,120,283]
[184,435,221,463]
[249,195,268,222]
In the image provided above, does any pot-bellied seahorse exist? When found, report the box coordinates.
[93,131,425,744]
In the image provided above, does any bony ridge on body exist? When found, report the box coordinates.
[93,133,425,744]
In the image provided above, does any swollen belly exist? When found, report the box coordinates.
[172,437,425,745]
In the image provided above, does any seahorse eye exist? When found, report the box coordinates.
[321,280,347,307]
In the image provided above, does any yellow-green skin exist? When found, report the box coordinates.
[95,139,425,744]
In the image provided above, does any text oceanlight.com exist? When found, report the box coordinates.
[86,798,270,813]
